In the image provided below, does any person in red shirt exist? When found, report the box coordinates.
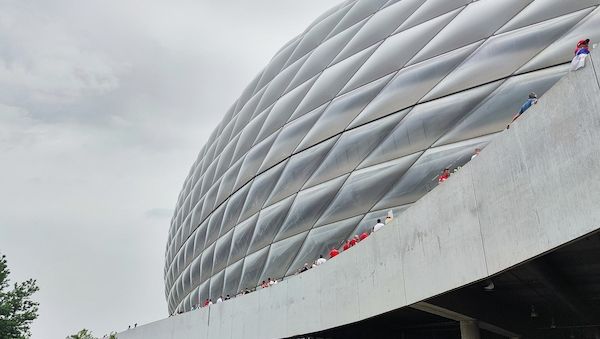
[359,232,368,241]
[329,248,339,258]
[343,240,350,251]
[438,168,450,183]
[349,236,357,247]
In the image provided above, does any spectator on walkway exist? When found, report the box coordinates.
[216,296,223,303]
[508,92,538,128]
[438,168,450,183]
[225,295,231,300]
[329,247,340,258]
[359,231,369,241]
[384,216,393,224]
[203,299,210,307]
[471,148,481,160]
[575,39,590,54]
[299,263,310,273]
[343,240,351,251]
[373,219,385,232]
[268,278,276,286]
[349,236,358,247]
[316,255,327,265]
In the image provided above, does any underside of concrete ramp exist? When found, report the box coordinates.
[119,52,600,339]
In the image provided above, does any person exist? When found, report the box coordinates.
[299,263,310,273]
[575,38,590,55]
[225,294,231,301]
[359,231,369,241]
[203,299,210,307]
[329,247,339,258]
[342,240,350,251]
[438,168,450,183]
[134,324,137,328]
[208,299,213,306]
[471,148,481,160]
[373,219,385,232]
[216,296,223,303]
[261,280,268,288]
[269,278,277,286]
[384,216,393,224]
[316,255,327,266]
[507,92,537,128]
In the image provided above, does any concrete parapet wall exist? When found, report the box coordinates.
[119,52,600,339]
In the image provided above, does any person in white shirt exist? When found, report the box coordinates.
[216,296,223,303]
[315,255,327,266]
[373,219,385,232]
[471,148,481,160]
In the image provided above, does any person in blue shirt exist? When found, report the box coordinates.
[507,92,538,129]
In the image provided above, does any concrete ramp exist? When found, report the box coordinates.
[119,52,600,339]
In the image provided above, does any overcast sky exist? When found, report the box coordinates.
[0,0,341,337]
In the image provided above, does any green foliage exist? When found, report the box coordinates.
[0,254,40,339]
[66,329,96,339]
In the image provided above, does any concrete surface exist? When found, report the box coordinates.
[118,51,600,339]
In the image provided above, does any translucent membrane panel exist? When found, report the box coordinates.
[175,279,184,306]
[204,203,226,248]
[209,269,225,301]
[286,216,362,275]
[231,108,270,165]
[233,134,277,193]
[190,287,200,309]
[189,196,204,233]
[214,157,243,208]
[197,280,210,307]
[177,249,185,277]
[228,214,259,266]
[518,7,600,73]
[286,21,365,92]
[184,237,195,266]
[238,246,270,291]
[214,118,237,159]
[296,74,393,152]
[266,137,337,206]
[327,0,388,39]
[341,9,459,94]
[182,294,192,313]
[374,135,494,210]
[410,0,532,65]
[255,38,301,91]
[333,0,426,63]
[423,11,589,101]
[238,161,286,223]
[220,182,251,237]
[231,87,267,140]
[396,0,470,32]
[255,54,310,115]
[275,175,348,242]
[223,259,244,297]
[200,178,221,222]
[316,154,421,227]
[284,5,354,69]
[200,243,215,285]
[435,65,569,147]
[190,256,202,291]
[180,265,192,296]
[247,195,296,255]
[214,134,241,185]
[349,42,480,129]
[212,228,234,275]
[235,72,263,114]
[304,113,402,188]
[190,177,203,208]
[254,76,318,146]
[352,206,411,236]
[193,219,208,255]
[360,80,499,169]
[201,142,217,174]
[498,0,599,34]
[260,232,307,282]
[258,105,325,173]
[291,44,380,121]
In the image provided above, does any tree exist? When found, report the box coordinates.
[0,254,40,339]
[66,329,96,339]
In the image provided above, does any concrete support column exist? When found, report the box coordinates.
[460,320,481,339]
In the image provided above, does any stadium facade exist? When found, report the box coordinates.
[164,0,600,314]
